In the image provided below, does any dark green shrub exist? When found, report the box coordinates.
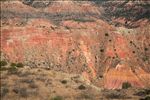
[61,80,67,84]
[100,49,104,52]
[78,85,86,90]
[16,63,24,68]
[0,60,7,67]
[140,96,150,100]
[105,33,109,36]
[122,82,132,89]
[134,89,150,96]
[144,48,148,51]
[11,62,24,68]
[144,89,150,95]
[99,75,103,78]
[51,96,63,100]
[11,63,16,67]
[65,26,70,29]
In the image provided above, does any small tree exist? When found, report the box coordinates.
[122,82,132,89]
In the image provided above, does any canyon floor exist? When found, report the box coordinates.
[1,65,150,100]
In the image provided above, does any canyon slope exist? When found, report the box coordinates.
[1,0,150,91]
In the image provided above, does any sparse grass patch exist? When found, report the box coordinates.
[102,89,130,99]
[36,77,46,82]
[13,87,28,98]
[104,91,126,99]
[79,93,92,99]
[50,96,63,100]
[73,18,95,23]
[0,87,9,97]
[19,88,28,98]
[8,66,18,74]
[105,93,123,99]
[20,78,34,84]
[0,67,8,71]
[17,71,30,77]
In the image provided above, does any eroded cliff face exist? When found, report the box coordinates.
[1,0,150,89]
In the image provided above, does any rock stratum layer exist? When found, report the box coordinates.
[1,0,150,89]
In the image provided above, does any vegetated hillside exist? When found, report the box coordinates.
[1,66,150,100]
[93,0,150,28]
[0,0,150,91]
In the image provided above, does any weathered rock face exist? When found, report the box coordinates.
[104,63,150,89]
[1,0,150,89]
